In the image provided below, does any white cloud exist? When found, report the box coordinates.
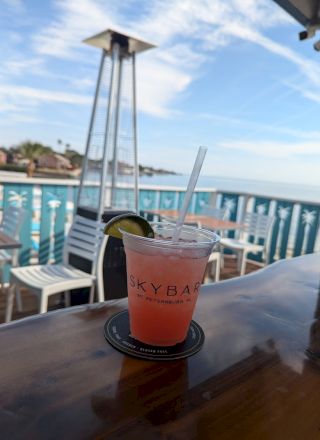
[29,0,297,118]
[0,102,24,113]
[139,144,198,173]
[136,0,320,111]
[71,77,96,89]
[221,23,320,89]
[134,0,290,47]
[137,56,192,116]
[30,0,197,116]
[285,81,320,104]
[193,110,320,142]
[1,58,46,76]
[156,44,207,70]
[205,152,320,185]
[139,142,320,186]
[218,139,320,158]
[32,0,117,59]
[195,112,246,125]
[2,114,42,124]
[0,93,39,115]
[0,84,92,107]
[1,58,96,90]
[2,0,320,178]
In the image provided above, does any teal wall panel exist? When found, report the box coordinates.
[39,185,68,264]
[220,194,239,221]
[269,201,294,262]
[53,186,68,263]
[220,193,239,238]
[178,192,196,213]
[1,182,318,279]
[253,198,271,215]
[159,191,177,210]
[139,190,158,211]
[194,192,211,214]
[113,188,135,211]
[78,186,99,211]
[248,197,273,262]
[3,184,34,281]
[294,204,320,256]
[73,186,79,214]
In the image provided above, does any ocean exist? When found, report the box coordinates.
[139,174,320,204]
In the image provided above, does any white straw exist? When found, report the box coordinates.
[172,146,207,243]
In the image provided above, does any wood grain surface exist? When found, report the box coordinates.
[0,253,319,439]
[0,231,21,250]
[143,209,242,231]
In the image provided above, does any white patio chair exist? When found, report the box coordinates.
[220,212,275,276]
[205,248,221,282]
[201,206,227,220]
[0,206,26,292]
[160,215,221,282]
[160,214,202,228]
[201,206,226,281]
[5,215,108,323]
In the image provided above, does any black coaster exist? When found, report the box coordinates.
[104,310,205,361]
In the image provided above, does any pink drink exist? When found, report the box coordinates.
[122,223,220,346]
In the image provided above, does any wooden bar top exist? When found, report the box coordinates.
[144,209,242,231]
[0,253,319,439]
[0,231,21,250]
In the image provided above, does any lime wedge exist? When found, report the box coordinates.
[104,214,155,239]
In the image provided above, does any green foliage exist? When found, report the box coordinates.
[0,164,26,172]
[64,149,83,168]
[16,141,53,160]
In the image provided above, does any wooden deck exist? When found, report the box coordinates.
[0,257,260,325]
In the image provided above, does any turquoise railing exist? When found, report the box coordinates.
[0,177,319,283]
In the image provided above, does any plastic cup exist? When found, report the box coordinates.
[121,223,220,346]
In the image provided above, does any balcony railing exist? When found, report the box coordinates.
[0,176,319,282]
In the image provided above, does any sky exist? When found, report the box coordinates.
[1,0,320,186]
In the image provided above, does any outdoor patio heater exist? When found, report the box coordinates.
[72,29,155,301]
[76,28,155,220]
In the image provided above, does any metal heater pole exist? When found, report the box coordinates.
[98,43,118,218]
[76,50,105,216]
[110,49,123,208]
[132,52,139,214]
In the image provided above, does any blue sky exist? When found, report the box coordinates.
[1,0,320,185]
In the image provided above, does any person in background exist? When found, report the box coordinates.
[27,159,36,177]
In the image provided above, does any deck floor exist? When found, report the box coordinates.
[0,257,260,325]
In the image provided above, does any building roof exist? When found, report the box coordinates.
[273,0,320,47]
[39,153,71,166]
[273,0,320,27]
[53,154,71,166]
